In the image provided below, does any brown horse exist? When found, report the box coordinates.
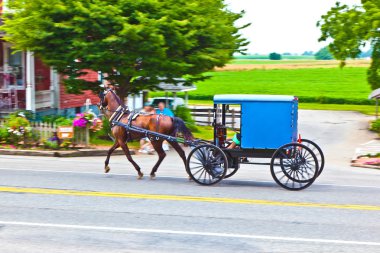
[98,88,193,179]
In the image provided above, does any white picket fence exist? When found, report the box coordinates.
[0,119,88,146]
[30,121,57,142]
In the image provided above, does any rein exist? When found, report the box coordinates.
[100,89,129,113]
[109,89,125,108]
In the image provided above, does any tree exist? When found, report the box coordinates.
[314,46,334,60]
[317,0,380,89]
[2,0,249,100]
[302,51,314,56]
[269,52,282,60]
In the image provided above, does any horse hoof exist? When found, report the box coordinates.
[105,166,110,173]
[150,174,156,180]
[137,173,144,180]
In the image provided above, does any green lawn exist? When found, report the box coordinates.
[187,100,377,115]
[152,67,372,105]
[233,55,315,60]
[229,59,318,65]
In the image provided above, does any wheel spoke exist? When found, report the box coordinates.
[190,167,205,176]
[190,161,203,166]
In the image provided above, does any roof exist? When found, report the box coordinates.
[214,94,297,104]
[369,88,380,99]
[158,79,197,92]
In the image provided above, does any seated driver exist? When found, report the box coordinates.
[228,133,241,149]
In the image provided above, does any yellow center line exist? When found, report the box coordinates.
[0,186,379,211]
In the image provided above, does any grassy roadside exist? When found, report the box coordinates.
[188,100,377,115]
[299,103,376,115]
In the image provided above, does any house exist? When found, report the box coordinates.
[0,0,100,118]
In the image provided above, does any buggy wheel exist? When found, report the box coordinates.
[225,166,239,179]
[186,144,227,185]
[270,143,319,191]
[301,139,325,177]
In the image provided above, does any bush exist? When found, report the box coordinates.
[42,115,61,124]
[315,46,334,60]
[54,117,73,127]
[90,117,112,141]
[174,106,199,132]
[0,127,10,143]
[42,115,73,126]
[9,110,34,121]
[60,139,72,149]
[43,140,60,150]
[269,52,282,60]
[5,113,31,146]
[370,118,380,134]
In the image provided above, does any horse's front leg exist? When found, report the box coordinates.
[150,139,166,179]
[118,139,144,179]
[104,141,120,173]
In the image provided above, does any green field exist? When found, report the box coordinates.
[230,59,317,65]
[152,67,372,105]
[234,54,315,60]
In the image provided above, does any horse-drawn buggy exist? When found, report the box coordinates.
[99,90,324,191]
[186,94,324,190]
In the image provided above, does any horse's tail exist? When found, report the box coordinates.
[172,117,194,141]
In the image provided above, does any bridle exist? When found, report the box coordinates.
[98,88,127,113]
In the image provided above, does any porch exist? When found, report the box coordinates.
[0,43,60,117]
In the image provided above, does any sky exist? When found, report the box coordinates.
[224,0,362,54]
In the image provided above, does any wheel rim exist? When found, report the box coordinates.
[224,167,239,178]
[271,143,319,191]
[187,144,227,185]
[301,139,325,176]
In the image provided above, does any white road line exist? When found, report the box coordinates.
[1,167,380,190]
[1,221,379,246]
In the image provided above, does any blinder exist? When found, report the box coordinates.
[97,89,110,110]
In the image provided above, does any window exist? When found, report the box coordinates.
[6,48,24,89]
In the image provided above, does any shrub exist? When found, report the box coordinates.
[9,110,34,121]
[370,118,380,134]
[5,114,31,146]
[42,115,61,124]
[315,46,334,60]
[0,127,10,143]
[60,139,72,149]
[269,52,282,60]
[174,106,199,132]
[43,140,60,150]
[54,117,73,127]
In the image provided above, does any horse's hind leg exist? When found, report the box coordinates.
[150,139,165,179]
[104,141,120,173]
[168,141,186,167]
[118,140,144,179]
[168,141,192,180]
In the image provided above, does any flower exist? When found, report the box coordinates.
[72,111,102,132]
[73,117,88,128]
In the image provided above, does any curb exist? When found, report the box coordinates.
[351,163,380,170]
[0,148,135,157]
[350,139,380,170]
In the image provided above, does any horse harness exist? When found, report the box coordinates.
[108,105,162,141]
[99,88,166,141]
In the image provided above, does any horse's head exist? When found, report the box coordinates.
[97,88,111,110]
[98,87,125,112]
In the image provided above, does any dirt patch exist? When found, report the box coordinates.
[215,59,371,71]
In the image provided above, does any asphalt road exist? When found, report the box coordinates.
[1,110,380,253]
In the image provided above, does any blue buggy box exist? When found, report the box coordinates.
[214,94,298,149]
